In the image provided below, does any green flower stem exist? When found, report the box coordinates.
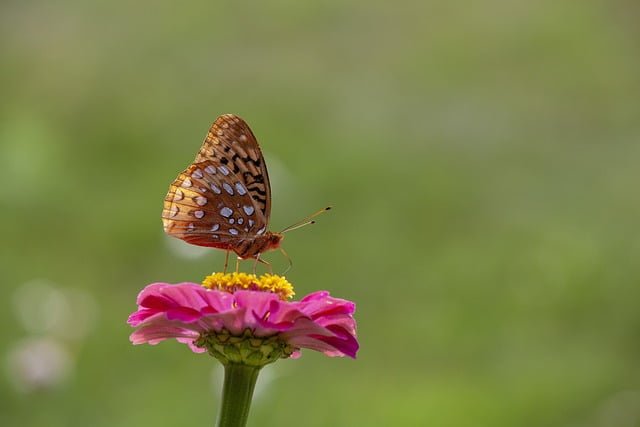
[216,363,261,427]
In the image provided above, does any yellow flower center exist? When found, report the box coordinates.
[202,272,295,300]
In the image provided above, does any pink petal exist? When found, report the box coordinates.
[128,283,359,359]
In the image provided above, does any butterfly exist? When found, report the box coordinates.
[162,114,328,269]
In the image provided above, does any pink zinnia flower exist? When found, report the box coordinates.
[128,273,358,365]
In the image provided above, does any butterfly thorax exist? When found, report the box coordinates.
[234,232,284,259]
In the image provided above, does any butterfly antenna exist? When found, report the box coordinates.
[280,206,332,234]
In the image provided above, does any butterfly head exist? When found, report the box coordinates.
[265,231,284,250]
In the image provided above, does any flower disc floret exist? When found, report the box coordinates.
[202,272,294,300]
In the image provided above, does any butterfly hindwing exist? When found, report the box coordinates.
[162,160,269,248]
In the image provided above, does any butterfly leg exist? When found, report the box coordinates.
[235,256,241,273]
[253,254,272,275]
[223,250,230,274]
[252,255,259,274]
[279,247,293,275]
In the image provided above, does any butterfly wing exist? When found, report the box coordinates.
[162,115,272,249]
[162,161,269,248]
[194,114,271,221]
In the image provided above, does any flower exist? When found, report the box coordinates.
[128,273,358,366]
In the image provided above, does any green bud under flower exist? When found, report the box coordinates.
[196,329,296,367]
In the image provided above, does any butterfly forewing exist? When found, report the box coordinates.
[195,114,271,220]
[162,114,272,250]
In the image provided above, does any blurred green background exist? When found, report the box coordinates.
[2,1,639,426]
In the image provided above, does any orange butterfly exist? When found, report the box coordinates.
[162,114,327,271]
